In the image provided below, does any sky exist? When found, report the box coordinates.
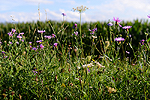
[1,0,150,23]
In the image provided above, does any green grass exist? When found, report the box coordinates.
[0,18,150,100]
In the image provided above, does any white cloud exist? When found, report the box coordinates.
[24,0,54,4]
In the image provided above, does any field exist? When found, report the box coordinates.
[0,8,150,99]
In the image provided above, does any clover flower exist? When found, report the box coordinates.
[115,37,125,41]
[38,30,45,33]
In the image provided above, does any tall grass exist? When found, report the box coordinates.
[0,7,150,99]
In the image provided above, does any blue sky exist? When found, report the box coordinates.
[1,0,150,23]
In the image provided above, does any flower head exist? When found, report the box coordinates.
[38,30,45,33]
[107,22,113,26]
[74,31,78,36]
[52,34,55,38]
[72,5,88,13]
[62,13,66,16]
[32,47,38,51]
[36,40,42,43]
[7,32,13,37]
[122,26,132,29]
[17,35,22,39]
[140,39,145,45]
[73,23,77,29]
[40,44,44,49]
[113,17,121,25]
[89,28,97,34]
[54,43,58,47]
[19,32,24,35]
[12,29,16,33]
[115,37,125,41]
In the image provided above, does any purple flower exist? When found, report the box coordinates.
[87,68,90,72]
[12,29,16,33]
[17,35,22,39]
[52,34,55,38]
[32,70,38,75]
[32,47,38,51]
[44,35,51,39]
[147,14,150,18]
[126,51,130,54]
[73,23,77,29]
[19,32,24,35]
[119,24,122,27]
[38,30,45,33]
[122,26,132,29]
[115,37,125,41]
[21,39,24,42]
[2,51,5,54]
[107,22,113,26]
[113,17,121,23]
[54,43,58,47]
[40,44,44,49]
[74,31,78,36]
[7,32,13,37]
[9,41,13,44]
[89,28,97,34]
[36,40,42,43]
[140,39,145,45]
[0,42,2,44]
[16,41,19,44]
[62,13,66,16]
[29,42,32,44]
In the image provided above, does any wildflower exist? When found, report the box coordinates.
[72,5,88,13]
[147,14,150,18]
[16,41,19,44]
[54,43,58,47]
[7,32,13,37]
[62,13,66,16]
[87,68,90,72]
[140,39,145,45]
[17,35,22,39]
[32,70,38,75]
[32,47,38,51]
[113,17,121,25]
[29,42,32,44]
[73,23,77,29]
[19,32,24,35]
[38,30,45,33]
[36,40,42,43]
[74,31,78,36]
[2,51,5,54]
[107,22,113,26]
[92,35,97,39]
[115,37,125,41]
[126,51,130,54]
[89,28,97,34]
[40,44,44,49]
[0,42,2,44]
[9,41,13,44]
[44,35,51,39]
[118,24,122,27]
[21,39,24,42]
[122,26,132,31]
[52,34,55,38]
[12,29,16,33]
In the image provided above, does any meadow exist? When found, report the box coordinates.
[0,6,150,100]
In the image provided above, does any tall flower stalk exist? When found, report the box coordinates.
[72,5,88,56]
